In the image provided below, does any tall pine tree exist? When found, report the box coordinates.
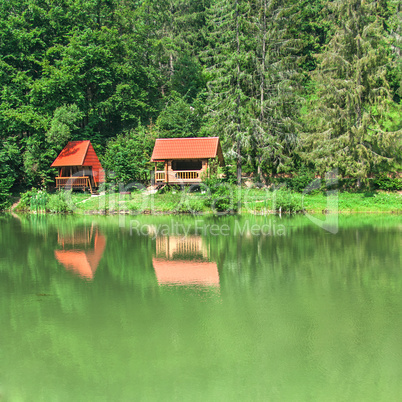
[203,0,254,184]
[303,0,401,181]
[251,0,302,178]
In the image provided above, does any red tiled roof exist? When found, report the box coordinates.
[51,141,90,167]
[151,137,221,161]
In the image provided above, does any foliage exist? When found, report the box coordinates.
[303,0,402,180]
[0,0,400,201]
[46,104,82,145]
[272,187,302,213]
[0,137,20,209]
[46,191,75,213]
[203,183,239,213]
[273,165,317,193]
[371,174,402,191]
[155,91,203,138]
[102,125,154,185]
[16,188,76,212]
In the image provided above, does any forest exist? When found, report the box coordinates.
[0,0,401,206]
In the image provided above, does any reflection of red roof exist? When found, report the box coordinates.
[151,137,224,164]
[153,258,219,286]
[55,233,106,280]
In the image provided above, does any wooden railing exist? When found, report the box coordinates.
[175,170,200,180]
[155,170,201,183]
[56,176,92,193]
[155,171,166,181]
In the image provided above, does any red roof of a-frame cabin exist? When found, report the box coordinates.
[151,137,224,163]
[51,141,91,167]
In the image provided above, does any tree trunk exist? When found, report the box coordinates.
[260,0,266,120]
[236,0,242,186]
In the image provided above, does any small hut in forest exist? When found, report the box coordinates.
[51,140,105,193]
[150,137,224,185]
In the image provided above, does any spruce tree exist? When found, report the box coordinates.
[203,0,254,185]
[251,0,302,178]
[303,0,401,181]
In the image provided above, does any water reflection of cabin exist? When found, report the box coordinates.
[51,140,105,193]
[153,236,219,287]
[150,137,224,185]
[55,225,106,280]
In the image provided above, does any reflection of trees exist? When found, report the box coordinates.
[1,214,402,400]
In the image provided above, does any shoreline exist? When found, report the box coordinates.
[4,189,401,215]
[5,208,402,216]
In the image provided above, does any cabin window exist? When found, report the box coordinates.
[172,160,202,171]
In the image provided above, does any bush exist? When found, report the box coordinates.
[286,166,316,192]
[273,187,302,213]
[16,189,75,213]
[203,183,238,213]
[177,196,205,214]
[269,166,318,193]
[371,174,402,191]
[17,189,49,212]
[103,125,153,185]
[46,191,75,213]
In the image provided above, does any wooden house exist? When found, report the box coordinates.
[51,141,105,193]
[150,137,224,185]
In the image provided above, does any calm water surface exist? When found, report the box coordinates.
[0,213,401,401]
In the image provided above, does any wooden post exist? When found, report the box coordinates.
[165,161,169,184]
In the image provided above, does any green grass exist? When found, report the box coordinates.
[301,191,402,213]
[10,188,402,214]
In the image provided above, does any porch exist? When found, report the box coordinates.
[155,170,202,184]
[55,176,93,193]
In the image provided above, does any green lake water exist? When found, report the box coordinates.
[0,213,401,401]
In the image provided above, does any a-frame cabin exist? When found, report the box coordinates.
[51,141,105,193]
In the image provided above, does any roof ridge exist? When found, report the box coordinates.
[80,141,91,166]
[156,137,218,140]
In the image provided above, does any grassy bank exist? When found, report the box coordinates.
[10,187,402,214]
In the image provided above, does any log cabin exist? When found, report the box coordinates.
[150,137,224,185]
[51,140,105,193]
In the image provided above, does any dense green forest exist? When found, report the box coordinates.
[0,0,401,203]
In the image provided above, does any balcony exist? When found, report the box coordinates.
[55,176,93,192]
[155,170,201,184]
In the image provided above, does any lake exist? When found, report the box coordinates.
[0,213,401,401]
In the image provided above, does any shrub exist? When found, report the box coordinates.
[286,166,316,192]
[31,191,48,212]
[16,189,75,213]
[204,183,238,213]
[371,174,402,191]
[177,196,205,214]
[273,187,302,213]
[46,191,75,213]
